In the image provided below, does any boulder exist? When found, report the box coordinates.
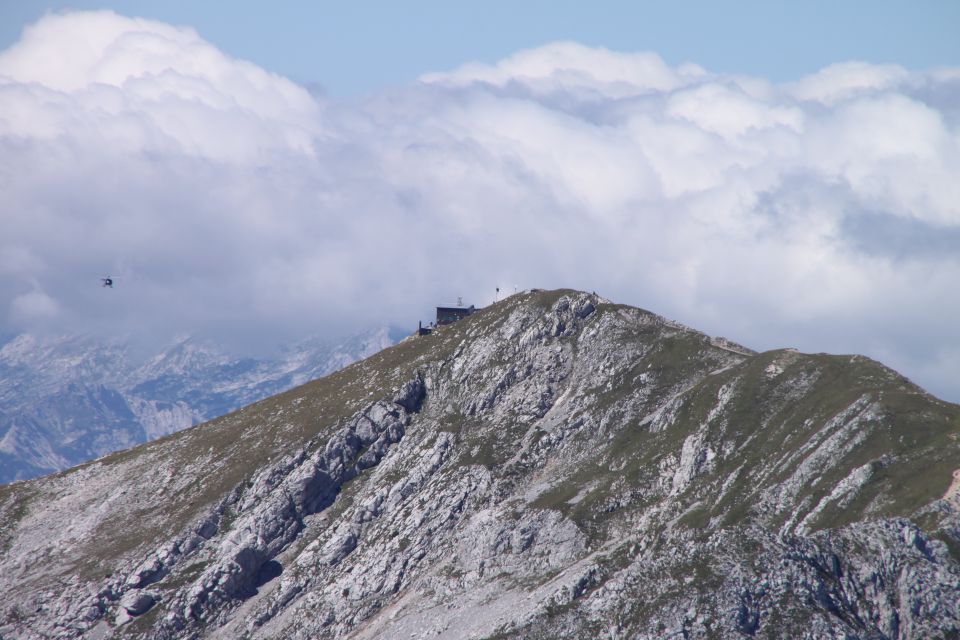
[120,591,155,616]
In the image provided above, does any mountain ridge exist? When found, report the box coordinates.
[1,289,957,639]
[0,327,404,483]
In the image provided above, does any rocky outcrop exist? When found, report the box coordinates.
[0,327,402,484]
[0,289,957,639]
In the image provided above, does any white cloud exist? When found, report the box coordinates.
[788,61,910,105]
[420,41,703,96]
[0,246,44,275]
[10,290,60,325]
[0,11,958,401]
[665,82,804,138]
[0,10,322,161]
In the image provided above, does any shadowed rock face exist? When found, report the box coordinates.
[1,289,958,639]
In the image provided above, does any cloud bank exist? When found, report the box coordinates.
[1,12,958,400]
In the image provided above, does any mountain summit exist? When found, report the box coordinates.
[1,290,958,639]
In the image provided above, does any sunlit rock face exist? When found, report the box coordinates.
[1,290,958,639]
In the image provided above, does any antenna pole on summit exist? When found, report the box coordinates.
[495,287,500,302]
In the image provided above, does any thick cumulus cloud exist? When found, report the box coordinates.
[1,15,959,400]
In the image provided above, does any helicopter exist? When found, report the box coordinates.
[101,276,114,288]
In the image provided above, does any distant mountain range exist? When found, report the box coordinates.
[0,327,406,484]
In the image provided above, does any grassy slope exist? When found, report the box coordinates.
[1,288,958,595]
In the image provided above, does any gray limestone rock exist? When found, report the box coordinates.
[0,289,957,639]
[120,591,156,616]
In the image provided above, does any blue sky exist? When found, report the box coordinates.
[0,2,959,402]
[2,0,959,95]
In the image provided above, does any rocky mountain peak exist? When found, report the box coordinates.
[1,289,957,639]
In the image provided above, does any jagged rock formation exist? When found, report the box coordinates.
[0,327,403,483]
[1,289,958,639]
